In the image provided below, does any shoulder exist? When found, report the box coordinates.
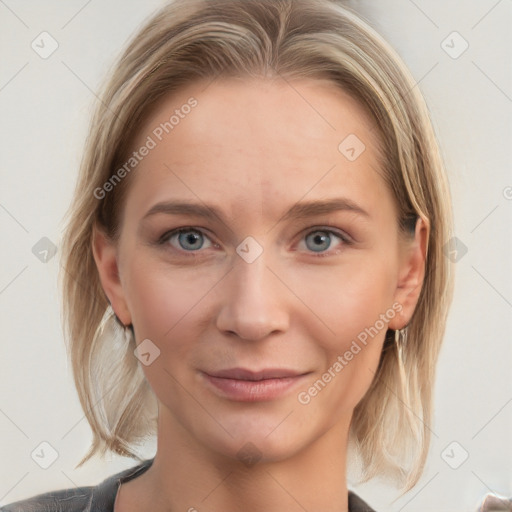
[0,487,93,512]
[0,458,155,512]
[348,490,378,512]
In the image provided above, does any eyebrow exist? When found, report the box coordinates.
[141,198,369,226]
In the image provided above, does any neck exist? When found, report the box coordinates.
[140,408,351,512]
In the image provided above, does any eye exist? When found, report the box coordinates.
[298,228,351,255]
[157,226,352,256]
[159,228,214,252]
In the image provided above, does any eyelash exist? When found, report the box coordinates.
[157,226,353,258]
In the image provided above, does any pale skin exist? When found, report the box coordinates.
[93,76,428,512]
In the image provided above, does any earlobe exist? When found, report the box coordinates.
[388,217,429,330]
[92,223,132,326]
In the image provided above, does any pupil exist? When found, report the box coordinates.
[180,231,202,250]
[308,231,330,252]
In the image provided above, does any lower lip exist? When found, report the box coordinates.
[201,373,308,402]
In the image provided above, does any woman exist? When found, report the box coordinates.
[0,0,453,510]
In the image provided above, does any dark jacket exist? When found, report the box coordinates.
[0,458,376,511]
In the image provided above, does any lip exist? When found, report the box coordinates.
[201,367,310,402]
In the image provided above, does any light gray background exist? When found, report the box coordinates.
[0,1,511,511]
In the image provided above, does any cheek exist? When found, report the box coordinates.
[122,259,216,405]
[123,257,216,348]
[292,256,395,410]
[294,256,397,345]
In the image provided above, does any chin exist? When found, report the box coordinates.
[195,409,315,466]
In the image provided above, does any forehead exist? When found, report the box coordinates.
[123,76,389,223]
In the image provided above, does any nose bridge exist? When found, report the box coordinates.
[216,244,289,341]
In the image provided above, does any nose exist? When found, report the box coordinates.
[215,251,290,341]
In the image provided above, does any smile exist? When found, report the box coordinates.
[200,367,311,402]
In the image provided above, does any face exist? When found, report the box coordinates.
[94,76,426,464]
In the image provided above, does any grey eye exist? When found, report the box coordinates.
[305,231,334,252]
[163,229,213,252]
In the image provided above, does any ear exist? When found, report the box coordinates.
[388,217,429,330]
[92,223,132,326]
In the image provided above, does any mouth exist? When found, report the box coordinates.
[200,367,311,402]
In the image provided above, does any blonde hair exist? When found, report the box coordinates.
[59,0,454,492]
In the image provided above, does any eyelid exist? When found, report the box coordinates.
[297,225,353,244]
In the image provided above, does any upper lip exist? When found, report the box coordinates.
[204,367,307,381]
